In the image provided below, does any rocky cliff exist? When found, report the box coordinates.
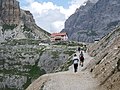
[0,0,50,42]
[0,40,76,90]
[87,26,120,90]
[0,0,20,25]
[61,0,120,42]
[0,0,52,89]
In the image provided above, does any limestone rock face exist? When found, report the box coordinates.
[61,0,120,42]
[0,0,20,25]
[38,46,71,73]
[0,0,50,42]
[0,0,51,89]
[87,27,120,90]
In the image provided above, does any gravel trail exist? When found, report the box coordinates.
[26,51,104,90]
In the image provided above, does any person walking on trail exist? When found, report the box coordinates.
[83,45,87,53]
[79,52,84,67]
[80,51,83,57]
[73,54,79,72]
[78,47,81,53]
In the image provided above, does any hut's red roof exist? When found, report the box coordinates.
[51,33,67,36]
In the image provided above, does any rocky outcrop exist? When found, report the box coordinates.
[87,26,120,90]
[0,0,20,25]
[0,40,76,90]
[61,0,120,42]
[0,0,50,42]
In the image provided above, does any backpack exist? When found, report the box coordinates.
[80,56,84,62]
[80,56,84,60]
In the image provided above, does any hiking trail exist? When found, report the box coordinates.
[26,51,105,90]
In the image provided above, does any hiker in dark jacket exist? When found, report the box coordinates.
[78,47,81,53]
[79,55,84,67]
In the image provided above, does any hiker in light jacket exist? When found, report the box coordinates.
[73,54,79,72]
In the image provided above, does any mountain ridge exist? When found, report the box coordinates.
[61,0,120,42]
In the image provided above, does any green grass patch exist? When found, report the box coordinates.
[35,47,46,54]
[59,56,73,71]
[23,65,46,89]
[29,65,46,79]
[51,51,60,59]
[23,24,32,32]
[1,68,18,74]
[6,39,41,45]
[0,77,3,82]
[53,41,83,46]
[23,76,32,89]
[2,24,17,31]
[63,50,75,56]
[68,42,83,46]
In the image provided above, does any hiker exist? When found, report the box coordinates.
[83,45,87,53]
[73,54,79,72]
[80,51,83,57]
[78,47,81,53]
[79,55,84,67]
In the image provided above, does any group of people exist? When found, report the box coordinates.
[73,47,85,73]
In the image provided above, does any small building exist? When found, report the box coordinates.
[50,32,68,42]
[94,38,100,43]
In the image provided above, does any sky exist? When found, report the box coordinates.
[19,0,87,33]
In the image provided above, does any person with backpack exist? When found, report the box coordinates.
[80,51,83,57]
[79,53,84,67]
[73,54,79,72]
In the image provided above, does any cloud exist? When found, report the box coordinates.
[21,0,87,33]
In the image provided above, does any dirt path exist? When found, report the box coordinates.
[26,51,103,90]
